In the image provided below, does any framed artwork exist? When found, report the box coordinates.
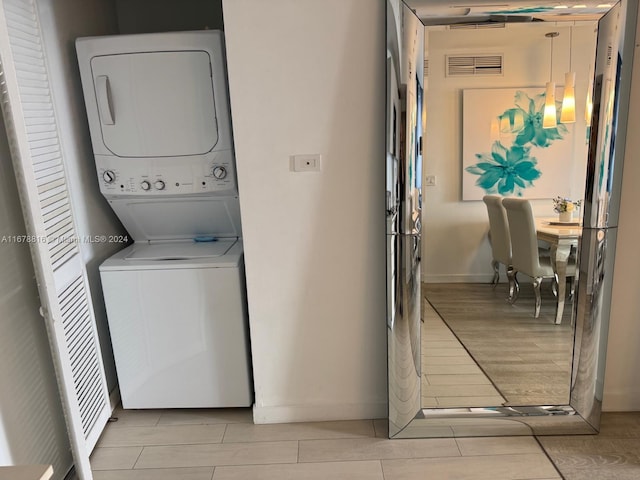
[462,87,576,201]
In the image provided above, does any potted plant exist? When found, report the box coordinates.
[553,196,581,222]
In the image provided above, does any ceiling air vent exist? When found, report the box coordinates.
[446,55,503,77]
[449,23,506,30]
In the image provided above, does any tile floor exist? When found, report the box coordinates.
[422,300,506,408]
[91,407,556,479]
[90,407,640,479]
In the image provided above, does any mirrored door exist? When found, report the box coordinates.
[388,0,637,438]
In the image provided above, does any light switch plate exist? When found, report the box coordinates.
[425,175,436,186]
[291,154,321,172]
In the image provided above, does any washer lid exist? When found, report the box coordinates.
[100,240,244,271]
[109,196,242,242]
[125,239,235,261]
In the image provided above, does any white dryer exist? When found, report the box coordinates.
[76,31,252,408]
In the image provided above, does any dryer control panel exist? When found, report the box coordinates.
[96,149,237,197]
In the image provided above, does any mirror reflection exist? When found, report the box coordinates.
[415,5,609,410]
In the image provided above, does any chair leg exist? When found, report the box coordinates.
[569,276,576,299]
[491,260,500,287]
[533,276,543,318]
[552,273,558,298]
[508,270,519,304]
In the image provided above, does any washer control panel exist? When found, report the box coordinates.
[96,149,237,196]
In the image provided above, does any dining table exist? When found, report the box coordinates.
[536,218,582,324]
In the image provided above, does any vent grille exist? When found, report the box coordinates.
[446,55,503,76]
[424,59,429,77]
[59,276,106,436]
[449,23,506,30]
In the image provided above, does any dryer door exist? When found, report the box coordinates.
[90,50,218,157]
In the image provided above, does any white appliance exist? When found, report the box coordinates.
[76,31,252,408]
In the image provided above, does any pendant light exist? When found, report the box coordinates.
[560,27,576,123]
[543,32,559,129]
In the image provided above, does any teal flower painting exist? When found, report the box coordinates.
[506,91,568,148]
[462,87,575,200]
[465,141,541,196]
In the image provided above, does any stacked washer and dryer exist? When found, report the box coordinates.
[76,31,253,409]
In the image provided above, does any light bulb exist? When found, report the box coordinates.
[560,72,576,123]
[543,82,557,129]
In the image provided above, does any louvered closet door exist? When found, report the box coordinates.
[0,1,110,479]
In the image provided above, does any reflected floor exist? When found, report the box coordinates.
[421,298,506,408]
[422,282,573,408]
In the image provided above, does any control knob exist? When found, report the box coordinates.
[103,170,116,184]
[212,165,227,180]
[154,180,165,190]
[140,180,151,191]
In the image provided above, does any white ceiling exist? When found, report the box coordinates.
[405,1,613,24]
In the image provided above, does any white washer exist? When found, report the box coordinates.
[76,31,253,408]
[100,240,252,409]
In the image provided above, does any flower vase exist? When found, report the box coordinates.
[559,211,573,223]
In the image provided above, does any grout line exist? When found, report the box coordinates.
[220,422,229,443]
[452,437,464,457]
[296,440,300,463]
[132,445,144,470]
[533,436,566,480]
[210,465,216,480]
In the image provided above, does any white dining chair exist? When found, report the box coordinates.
[482,195,517,301]
[502,197,576,318]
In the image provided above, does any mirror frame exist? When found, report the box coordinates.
[387,0,639,438]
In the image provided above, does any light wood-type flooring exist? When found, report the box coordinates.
[90,407,640,479]
[423,282,574,407]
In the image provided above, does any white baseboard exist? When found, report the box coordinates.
[423,274,494,283]
[602,389,640,411]
[252,401,387,424]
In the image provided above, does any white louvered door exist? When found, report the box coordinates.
[0,1,111,478]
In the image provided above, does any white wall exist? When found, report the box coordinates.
[603,4,640,411]
[36,0,125,392]
[222,0,387,423]
[0,116,71,477]
[423,23,596,283]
